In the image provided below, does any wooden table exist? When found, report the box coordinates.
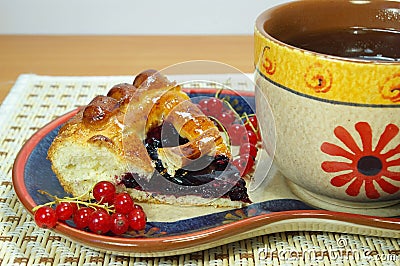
[0,35,254,104]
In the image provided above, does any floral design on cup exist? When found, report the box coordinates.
[304,63,332,93]
[321,122,400,199]
[380,73,400,103]
[261,47,276,75]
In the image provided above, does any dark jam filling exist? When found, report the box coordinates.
[121,122,251,203]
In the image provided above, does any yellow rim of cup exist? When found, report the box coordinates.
[254,28,400,107]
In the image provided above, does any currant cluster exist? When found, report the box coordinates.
[197,95,261,176]
[33,181,147,235]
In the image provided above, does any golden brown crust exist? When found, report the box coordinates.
[155,92,231,170]
[107,83,137,107]
[132,69,159,88]
[158,127,223,169]
[48,69,233,203]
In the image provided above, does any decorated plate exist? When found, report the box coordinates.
[12,90,400,257]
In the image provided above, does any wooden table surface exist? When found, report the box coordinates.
[0,35,254,104]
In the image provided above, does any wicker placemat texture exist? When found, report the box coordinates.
[0,74,399,266]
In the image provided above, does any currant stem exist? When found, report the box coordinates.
[222,99,241,119]
[241,113,258,133]
[32,201,54,212]
[32,184,116,214]
[214,89,248,124]
[218,97,259,135]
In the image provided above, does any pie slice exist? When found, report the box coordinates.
[47,70,251,208]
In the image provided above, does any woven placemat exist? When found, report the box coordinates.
[1,74,399,265]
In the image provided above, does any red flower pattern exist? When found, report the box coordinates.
[304,63,332,93]
[321,122,400,199]
[380,73,400,103]
[261,47,276,75]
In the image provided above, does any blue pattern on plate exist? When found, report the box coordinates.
[25,128,70,202]
[24,92,316,237]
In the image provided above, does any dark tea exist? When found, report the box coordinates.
[283,27,400,62]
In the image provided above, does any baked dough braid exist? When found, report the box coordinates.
[48,69,231,198]
[126,70,231,175]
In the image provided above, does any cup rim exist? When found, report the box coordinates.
[255,0,400,65]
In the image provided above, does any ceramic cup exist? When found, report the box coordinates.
[254,0,400,216]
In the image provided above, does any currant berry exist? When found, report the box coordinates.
[232,154,254,176]
[93,181,116,204]
[243,130,258,146]
[206,98,223,114]
[55,202,75,221]
[128,209,147,231]
[241,154,255,172]
[110,213,129,235]
[113,192,134,214]
[132,204,144,212]
[34,206,57,229]
[245,115,258,132]
[88,209,112,235]
[70,202,79,214]
[232,157,247,176]
[218,111,236,128]
[239,143,258,159]
[73,207,94,229]
[198,99,210,115]
[228,124,247,146]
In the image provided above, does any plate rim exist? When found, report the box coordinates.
[12,105,400,256]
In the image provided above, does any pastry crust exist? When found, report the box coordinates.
[48,70,245,207]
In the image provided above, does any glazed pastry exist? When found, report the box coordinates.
[48,70,251,207]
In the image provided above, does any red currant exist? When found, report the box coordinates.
[113,192,134,214]
[228,124,247,145]
[132,204,144,212]
[241,154,255,172]
[88,209,111,235]
[206,98,223,115]
[239,143,258,159]
[55,202,75,221]
[110,213,129,235]
[232,154,254,176]
[73,207,94,229]
[245,115,258,132]
[243,130,258,146]
[93,181,116,204]
[70,202,79,214]
[198,99,210,115]
[128,209,147,231]
[34,206,57,229]
[232,157,247,176]
[218,111,236,128]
